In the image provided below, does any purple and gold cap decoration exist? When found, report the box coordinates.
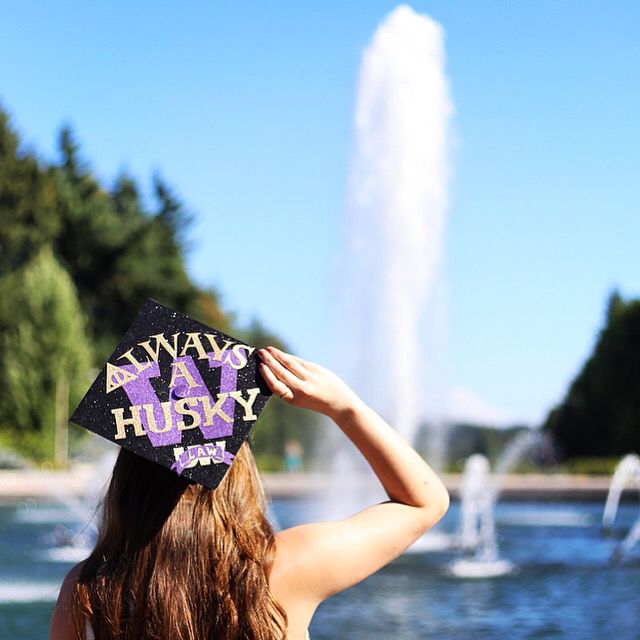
[70,298,272,489]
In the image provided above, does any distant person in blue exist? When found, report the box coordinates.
[50,346,449,640]
[284,439,304,472]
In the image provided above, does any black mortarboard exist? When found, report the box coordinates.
[70,298,272,489]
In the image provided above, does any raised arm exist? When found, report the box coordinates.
[259,346,449,604]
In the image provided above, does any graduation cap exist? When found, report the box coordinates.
[70,298,272,489]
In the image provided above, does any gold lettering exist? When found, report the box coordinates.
[175,397,202,431]
[105,362,138,393]
[200,393,232,425]
[179,332,208,360]
[139,332,181,362]
[202,334,233,363]
[116,348,154,373]
[228,388,260,420]
[145,402,173,434]
[112,405,147,440]
[223,343,255,370]
[169,360,198,389]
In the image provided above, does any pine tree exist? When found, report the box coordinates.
[0,245,93,463]
[0,108,60,272]
[544,290,640,459]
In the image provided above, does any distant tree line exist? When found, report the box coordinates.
[543,290,640,460]
[0,104,316,466]
[3,99,631,469]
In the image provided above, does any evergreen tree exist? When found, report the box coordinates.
[0,245,93,462]
[0,103,300,467]
[544,289,640,459]
[0,108,60,272]
[53,127,200,360]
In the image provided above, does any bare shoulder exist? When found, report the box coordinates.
[270,499,447,604]
[49,561,86,640]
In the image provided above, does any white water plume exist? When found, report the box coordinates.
[603,454,640,562]
[333,4,454,465]
[602,453,640,530]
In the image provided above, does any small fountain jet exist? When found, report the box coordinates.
[603,453,640,563]
[603,454,640,532]
[448,454,513,578]
[448,431,541,578]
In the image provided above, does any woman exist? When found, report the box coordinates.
[49,345,449,639]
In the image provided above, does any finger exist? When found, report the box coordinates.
[267,346,310,378]
[295,355,318,372]
[291,354,316,373]
[260,349,305,388]
[259,362,292,399]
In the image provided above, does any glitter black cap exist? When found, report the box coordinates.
[70,298,272,489]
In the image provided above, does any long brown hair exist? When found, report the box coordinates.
[71,441,288,639]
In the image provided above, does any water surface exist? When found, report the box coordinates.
[1,499,638,639]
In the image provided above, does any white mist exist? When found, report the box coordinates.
[334,4,454,450]
[317,5,454,520]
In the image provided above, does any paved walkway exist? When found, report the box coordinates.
[0,466,621,502]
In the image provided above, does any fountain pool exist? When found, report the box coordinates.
[2,497,638,639]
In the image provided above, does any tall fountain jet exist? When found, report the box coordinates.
[333,4,454,467]
[317,5,454,522]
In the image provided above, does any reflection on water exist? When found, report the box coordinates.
[1,499,639,639]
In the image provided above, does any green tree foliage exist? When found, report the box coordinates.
[52,126,200,360]
[543,290,640,459]
[0,104,308,466]
[0,108,60,272]
[0,245,93,461]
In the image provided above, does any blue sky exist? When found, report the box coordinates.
[1,1,638,426]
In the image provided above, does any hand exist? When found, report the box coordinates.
[257,346,362,420]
